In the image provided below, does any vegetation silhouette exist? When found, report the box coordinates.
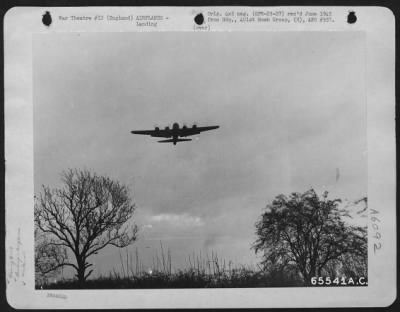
[39,247,303,289]
[35,227,68,285]
[253,189,367,284]
[35,179,367,288]
[35,169,138,283]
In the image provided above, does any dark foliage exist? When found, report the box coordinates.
[38,268,303,289]
[253,189,367,284]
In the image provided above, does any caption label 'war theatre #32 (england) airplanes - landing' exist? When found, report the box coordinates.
[131,122,220,145]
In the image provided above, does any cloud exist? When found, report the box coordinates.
[150,213,204,227]
[33,31,367,274]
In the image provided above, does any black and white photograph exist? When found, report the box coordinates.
[4,6,395,309]
[33,30,369,289]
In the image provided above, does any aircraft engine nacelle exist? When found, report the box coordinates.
[182,125,187,130]
[155,127,160,131]
[165,126,170,131]
[192,124,197,129]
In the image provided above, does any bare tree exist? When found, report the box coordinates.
[253,189,367,285]
[35,227,68,286]
[35,169,138,283]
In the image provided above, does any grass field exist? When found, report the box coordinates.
[38,246,304,289]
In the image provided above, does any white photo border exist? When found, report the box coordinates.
[4,6,396,309]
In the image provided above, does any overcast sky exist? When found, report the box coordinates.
[33,31,367,278]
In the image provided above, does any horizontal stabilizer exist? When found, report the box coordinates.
[158,138,192,143]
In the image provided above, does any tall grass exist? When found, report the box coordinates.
[39,243,304,289]
[117,242,252,279]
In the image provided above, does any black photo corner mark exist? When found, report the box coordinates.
[42,11,52,27]
[347,11,357,24]
[194,13,204,25]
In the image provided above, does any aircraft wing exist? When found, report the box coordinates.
[179,125,220,137]
[131,129,171,138]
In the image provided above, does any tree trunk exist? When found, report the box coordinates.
[77,267,86,284]
[302,266,317,286]
[301,266,311,285]
[310,264,317,278]
[76,257,86,285]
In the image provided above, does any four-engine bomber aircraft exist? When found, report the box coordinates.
[131,123,219,145]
